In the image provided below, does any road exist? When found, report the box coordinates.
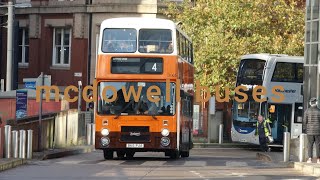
[0,148,316,180]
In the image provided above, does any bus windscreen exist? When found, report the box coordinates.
[97,82,175,116]
[236,59,265,86]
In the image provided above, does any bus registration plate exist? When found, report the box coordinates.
[126,144,144,148]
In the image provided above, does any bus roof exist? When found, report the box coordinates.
[273,56,304,63]
[99,17,192,45]
[101,17,177,30]
[241,53,303,63]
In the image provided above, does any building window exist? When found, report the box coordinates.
[18,28,29,66]
[53,28,71,66]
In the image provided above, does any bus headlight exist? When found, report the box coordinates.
[101,128,109,136]
[161,128,170,137]
[161,137,170,147]
[101,137,110,147]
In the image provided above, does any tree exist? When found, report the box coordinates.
[163,0,305,95]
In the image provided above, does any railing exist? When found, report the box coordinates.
[2,110,93,158]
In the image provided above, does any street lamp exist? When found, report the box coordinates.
[1,1,31,91]
[0,1,14,91]
[6,1,13,92]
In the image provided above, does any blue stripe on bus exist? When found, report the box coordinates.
[234,125,255,134]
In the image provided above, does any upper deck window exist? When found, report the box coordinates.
[102,28,137,53]
[271,62,303,83]
[138,29,173,54]
[236,59,265,86]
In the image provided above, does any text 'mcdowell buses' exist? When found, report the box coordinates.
[35,79,288,103]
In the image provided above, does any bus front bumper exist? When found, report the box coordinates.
[95,132,178,151]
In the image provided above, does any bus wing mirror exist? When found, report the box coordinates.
[269,105,275,113]
[88,93,94,109]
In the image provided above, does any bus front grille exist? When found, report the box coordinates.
[120,126,150,142]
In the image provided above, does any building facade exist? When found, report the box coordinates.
[304,0,320,110]
[0,0,175,109]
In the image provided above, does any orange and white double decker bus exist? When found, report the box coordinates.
[94,17,194,159]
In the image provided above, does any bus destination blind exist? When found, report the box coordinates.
[111,57,163,74]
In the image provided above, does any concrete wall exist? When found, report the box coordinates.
[54,110,80,148]
[0,99,61,122]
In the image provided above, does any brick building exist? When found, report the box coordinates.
[0,0,174,109]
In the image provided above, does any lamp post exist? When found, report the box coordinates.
[2,1,31,91]
[5,1,14,91]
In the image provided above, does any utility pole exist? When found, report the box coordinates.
[6,1,14,91]
[38,72,44,151]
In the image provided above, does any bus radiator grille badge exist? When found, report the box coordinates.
[130,132,141,136]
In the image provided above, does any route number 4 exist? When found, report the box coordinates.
[152,63,157,71]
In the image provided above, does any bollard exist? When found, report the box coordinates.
[12,131,18,158]
[91,123,95,146]
[27,130,33,159]
[283,132,291,162]
[299,133,307,162]
[87,123,92,145]
[19,130,26,159]
[219,124,223,144]
[4,125,11,158]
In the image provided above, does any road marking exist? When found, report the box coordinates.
[184,161,206,167]
[226,161,248,167]
[56,160,83,165]
[190,171,209,180]
[231,173,248,177]
[97,160,126,165]
[140,161,166,166]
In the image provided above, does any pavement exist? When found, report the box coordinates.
[256,149,320,177]
[0,158,26,172]
[0,145,94,172]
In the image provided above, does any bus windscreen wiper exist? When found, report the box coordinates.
[114,100,134,119]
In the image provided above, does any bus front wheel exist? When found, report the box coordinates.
[181,150,189,158]
[169,150,180,159]
[103,149,113,160]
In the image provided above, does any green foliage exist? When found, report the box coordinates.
[163,0,305,94]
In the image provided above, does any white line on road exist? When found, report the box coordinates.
[141,161,166,166]
[97,160,126,165]
[56,160,83,165]
[226,161,248,167]
[190,170,209,180]
[184,161,207,167]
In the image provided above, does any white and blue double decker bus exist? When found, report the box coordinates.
[231,54,304,146]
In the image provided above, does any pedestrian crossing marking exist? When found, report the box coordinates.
[184,161,207,167]
[56,160,83,165]
[97,160,126,165]
[226,161,248,167]
[140,161,166,166]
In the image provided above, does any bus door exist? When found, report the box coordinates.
[268,104,292,144]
